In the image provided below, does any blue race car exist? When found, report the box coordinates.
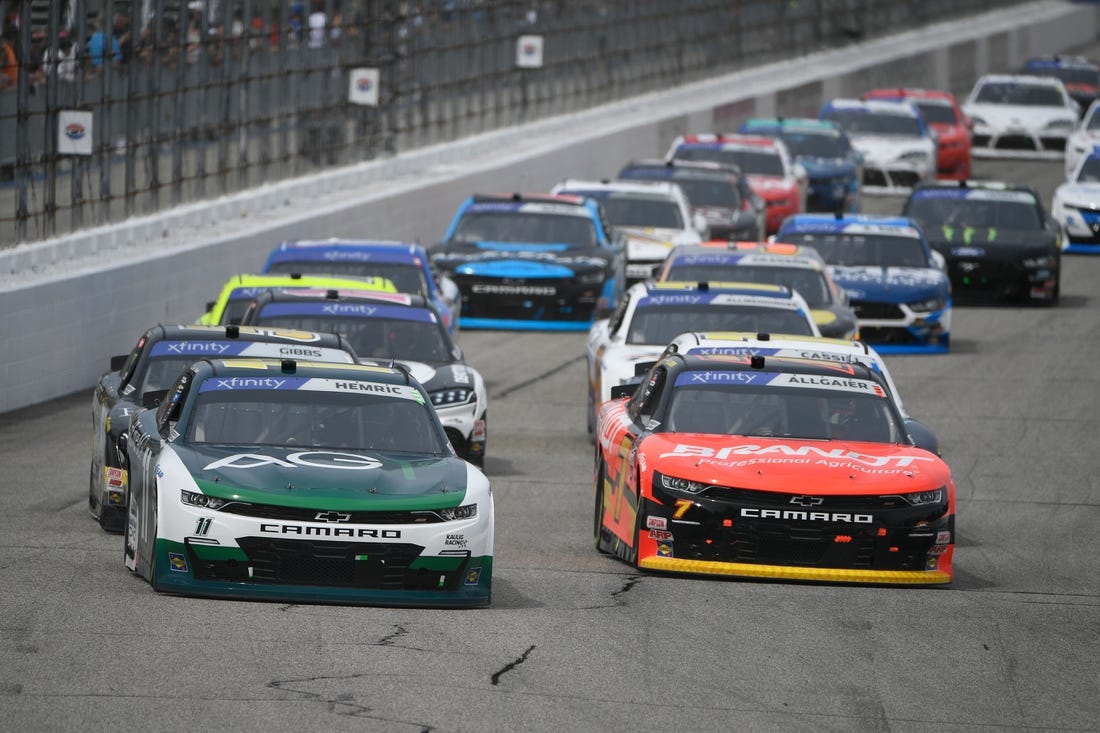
[261,239,463,334]
[738,118,862,213]
[775,214,952,354]
[429,193,626,331]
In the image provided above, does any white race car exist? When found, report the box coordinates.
[819,98,937,191]
[584,280,820,434]
[962,74,1079,158]
[663,331,941,454]
[1063,99,1100,178]
[1052,149,1100,253]
[550,179,704,284]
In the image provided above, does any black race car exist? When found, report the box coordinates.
[90,325,358,531]
[902,181,1062,304]
[429,193,626,331]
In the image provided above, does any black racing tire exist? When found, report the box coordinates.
[586,388,595,436]
[594,462,611,554]
[148,486,161,591]
[629,491,644,570]
[88,462,97,515]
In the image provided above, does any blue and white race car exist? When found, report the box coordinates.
[261,239,463,335]
[775,214,952,354]
[429,193,625,331]
[1052,148,1100,253]
[584,280,819,433]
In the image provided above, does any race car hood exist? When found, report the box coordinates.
[434,243,610,277]
[924,227,1060,259]
[830,266,947,302]
[1054,181,1100,208]
[358,360,477,395]
[173,444,469,506]
[848,134,933,163]
[747,175,798,198]
[798,158,857,180]
[644,434,949,494]
[964,102,1075,129]
[623,228,700,260]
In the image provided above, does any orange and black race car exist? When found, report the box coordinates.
[593,349,954,585]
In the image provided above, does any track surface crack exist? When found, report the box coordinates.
[491,644,536,686]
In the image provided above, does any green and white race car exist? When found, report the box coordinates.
[121,358,493,608]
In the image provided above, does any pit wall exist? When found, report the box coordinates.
[1,1,1094,413]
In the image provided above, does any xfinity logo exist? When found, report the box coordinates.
[741,508,872,523]
[166,342,231,354]
[322,304,377,316]
[214,377,287,390]
[204,451,383,471]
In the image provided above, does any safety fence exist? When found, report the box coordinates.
[0,0,1021,245]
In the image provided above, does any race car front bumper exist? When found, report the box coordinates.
[638,487,953,585]
[1055,204,1100,253]
[849,299,951,354]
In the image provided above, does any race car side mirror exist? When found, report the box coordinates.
[905,418,941,457]
[110,354,128,371]
[142,389,169,409]
[610,383,638,400]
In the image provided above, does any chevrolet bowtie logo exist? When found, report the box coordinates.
[789,496,825,507]
[315,511,352,523]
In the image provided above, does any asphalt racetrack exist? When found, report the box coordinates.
[2,153,1098,731]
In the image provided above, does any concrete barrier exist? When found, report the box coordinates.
[1,0,1095,413]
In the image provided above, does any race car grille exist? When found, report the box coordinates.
[886,170,921,188]
[851,301,904,319]
[1039,136,1067,151]
[863,169,887,187]
[665,495,948,571]
[698,485,919,510]
[215,502,452,524]
[852,325,922,344]
[454,276,600,321]
[192,537,469,591]
[947,260,1028,298]
[996,135,1038,150]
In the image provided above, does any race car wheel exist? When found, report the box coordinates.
[586,389,595,436]
[628,494,643,569]
[87,462,97,516]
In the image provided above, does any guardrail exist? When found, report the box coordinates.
[0,0,1095,414]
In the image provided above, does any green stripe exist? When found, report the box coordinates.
[193,477,466,511]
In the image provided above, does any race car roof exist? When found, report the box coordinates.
[740,117,840,134]
[247,289,437,323]
[777,214,922,238]
[264,240,425,267]
[667,242,823,269]
[667,351,889,395]
[908,181,1038,204]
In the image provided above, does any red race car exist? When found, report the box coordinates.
[594,349,954,585]
[864,87,972,181]
[667,133,807,235]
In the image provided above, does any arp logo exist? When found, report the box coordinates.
[65,123,86,140]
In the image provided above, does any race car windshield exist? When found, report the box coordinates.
[823,109,922,137]
[669,178,742,208]
[627,305,814,345]
[782,233,928,268]
[253,314,453,365]
[595,196,685,229]
[450,212,598,248]
[1076,156,1100,183]
[664,383,903,443]
[267,261,427,296]
[136,358,195,396]
[973,82,1065,107]
[662,265,831,306]
[912,101,959,125]
[187,390,447,453]
[778,132,849,158]
[905,197,1041,231]
[673,148,786,177]
[1028,66,1099,87]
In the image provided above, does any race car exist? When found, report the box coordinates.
[738,118,862,213]
[618,158,766,242]
[775,214,951,353]
[584,280,819,433]
[819,98,937,191]
[863,88,973,181]
[429,193,626,331]
[90,325,359,532]
[903,180,1061,303]
[654,240,859,339]
[239,288,488,466]
[261,239,463,334]
[121,358,493,607]
[1022,55,1100,117]
[665,133,808,234]
[1063,100,1100,178]
[197,273,396,326]
[549,178,704,284]
[962,74,1079,157]
[1052,148,1100,254]
[664,331,940,454]
[593,350,954,585]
